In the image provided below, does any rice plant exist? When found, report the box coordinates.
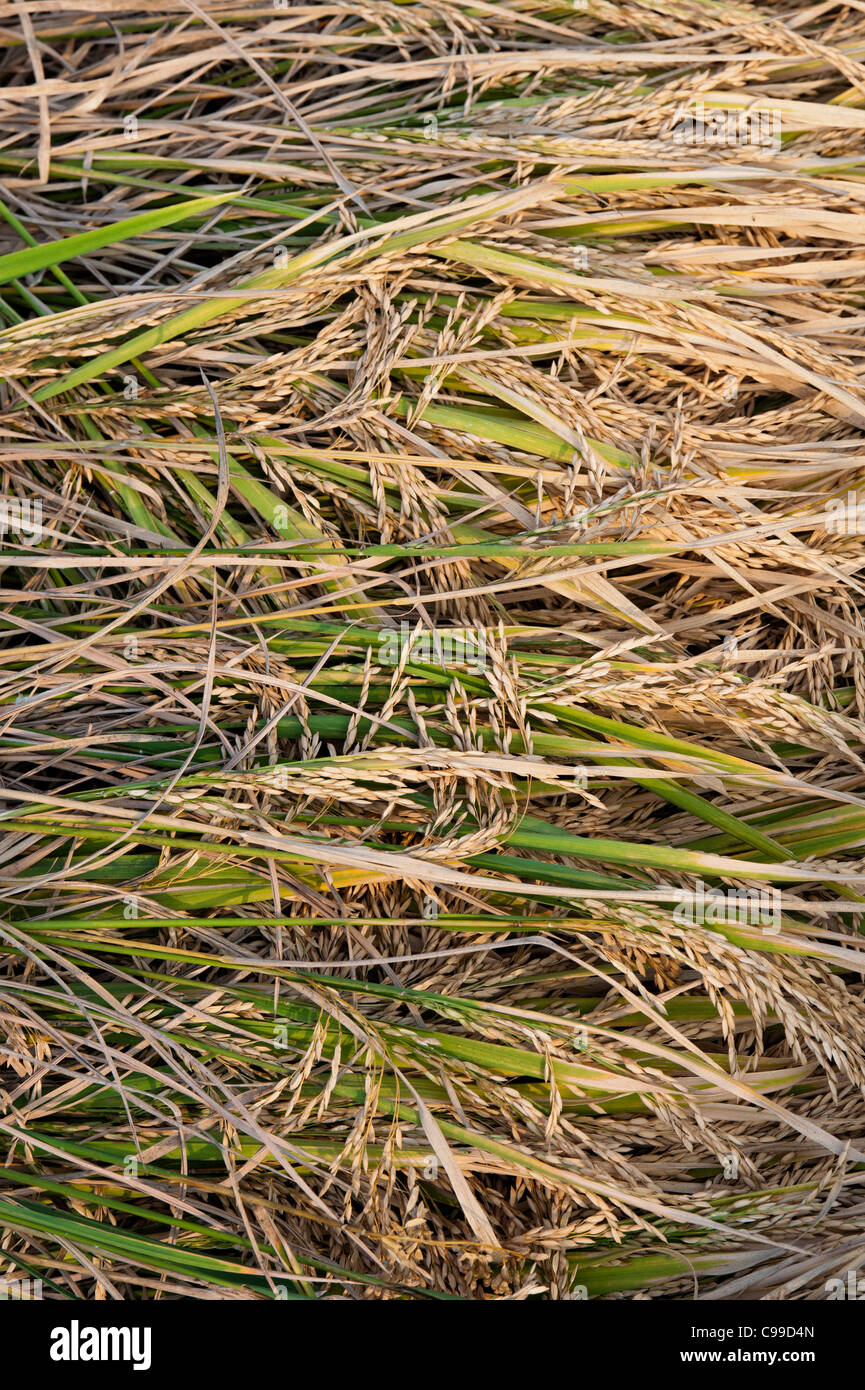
[2,0,865,1300]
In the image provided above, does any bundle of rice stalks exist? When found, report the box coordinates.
[1,0,865,1301]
